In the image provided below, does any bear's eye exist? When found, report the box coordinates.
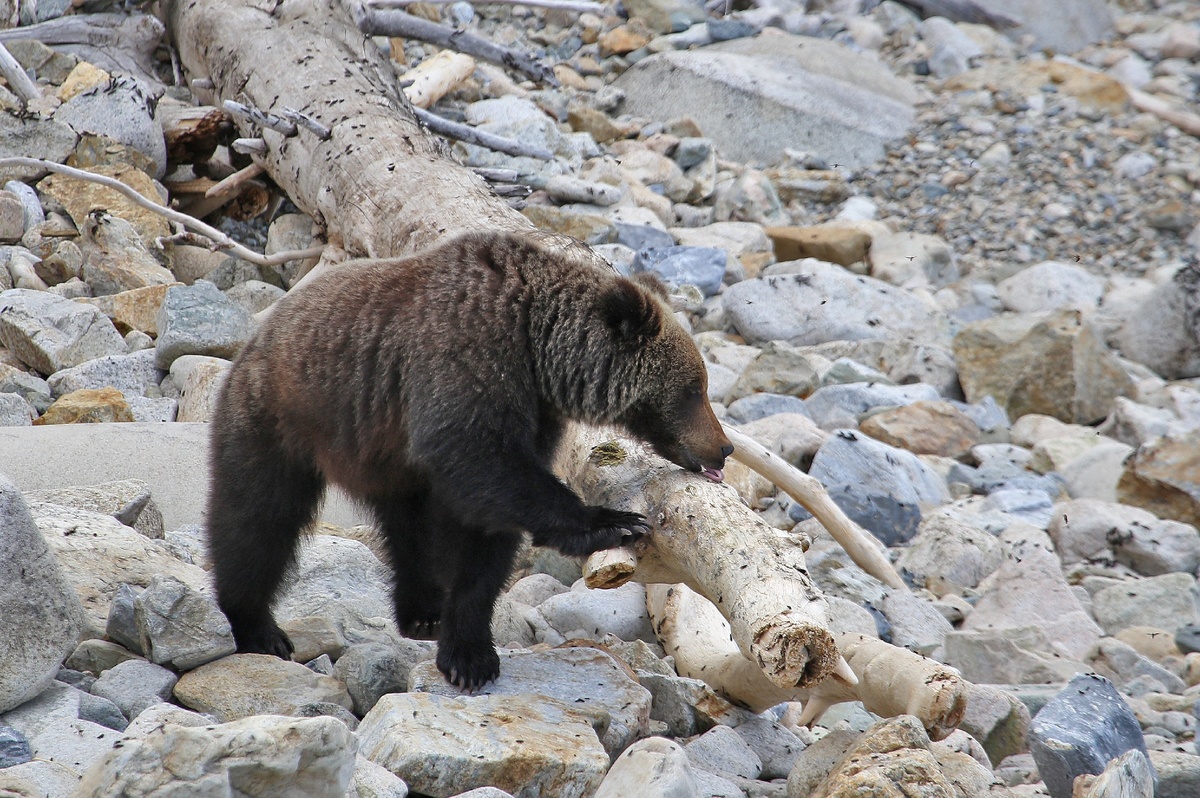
[683,386,702,401]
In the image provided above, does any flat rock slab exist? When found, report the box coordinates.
[173,653,354,722]
[614,35,916,168]
[409,647,651,755]
[984,0,1114,54]
[357,692,608,798]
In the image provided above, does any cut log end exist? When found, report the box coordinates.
[583,546,638,589]
[916,673,969,741]
[751,621,839,689]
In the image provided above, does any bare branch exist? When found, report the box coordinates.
[0,158,323,268]
[204,162,266,199]
[354,5,559,87]
[222,99,298,136]
[0,42,39,105]
[414,107,555,160]
[232,138,268,155]
[281,106,334,140]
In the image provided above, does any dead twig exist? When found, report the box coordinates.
[0,158,324,268]
[414,107,555,160]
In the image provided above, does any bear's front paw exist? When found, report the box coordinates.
[560,507,650,556]
[437,639,501,690]
[232,621,295,660]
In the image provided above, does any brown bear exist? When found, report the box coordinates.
[206,230,732,688]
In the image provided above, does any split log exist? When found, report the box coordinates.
[647,582,969,741]
[165,0,848,692]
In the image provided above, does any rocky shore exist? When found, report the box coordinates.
[2,0,1200,796]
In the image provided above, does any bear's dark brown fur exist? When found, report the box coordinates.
[207,231,732,688]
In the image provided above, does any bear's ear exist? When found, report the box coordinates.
[600,279,662,344]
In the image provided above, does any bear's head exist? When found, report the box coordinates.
[601,275,733,482]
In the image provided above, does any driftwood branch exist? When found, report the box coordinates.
[1127,86,1200,138]
[204,162,266,199]
[223,100,298,137]
[0,42,39,105]
[0,12,166,87]
[0,158,323,268]
[722,426,906,590]
[369,0,606,12]
[414,107,555,160]
[354,5,559,87]
[400,50,476,109]
[648,583,969,740]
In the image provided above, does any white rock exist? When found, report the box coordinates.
[0,288,126,376]
[169,354,229,423]
[996,261,1105,313]
[0,482,85,716]
[594,737,699,798]
[76,714,356,797]
[273,535,394,637]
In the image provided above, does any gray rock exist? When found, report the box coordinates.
[0,289,126,376]
[173,653,354,723]
[348,754,411,798]
[879,589,953,656]
[807,429,948,545]
[78,692,127,732]
[963,527,1102,660]
[1090,638,1186,695]
[942,626,1087,685]
[55,76,166,178]
[0,477,86,714]
[537,581,655,643]
[544,175,623,206]
[505,573,568,607]
[1149,750,1200,798]
[958,683,1032,767]
[334,642,411,716]
[1091,573,1200,636]
[28,716,115,776]
[409,647,651,756]
[594,737,699,798]
[0,392,34,425]
[985,0,1113,53]
[1082,749,1155,798]
[358,692,608,798]
[133,574,235,670]
[615,35,915,168]
[728,341,820,403]
[105,583,141,654]
[803,382,940,430]
[0,364,52,412]
[224,279,286,315]
[733,717,804,780]
[997,261,1105,313]
[726,393,811,424]
[867,230,959,290]
[638,672,745,739]
[25,478,163,539]
[154,280,254,369]
[636,245,726,297]
[614,222,674,253]
[127,395,177,422]
[1030,674,1150,798]
[785,729,857,798]
[273,535,395,637]
[78,714,356,797]
[169,354,229,422]
[79,212,176,296]
[90,659,177,719]
[895,513,1003,594]
[0,117,78,184]
[724,262,948,348]
[734,414,826,470]
[1116,264,1200,380]
[47,347,163,399]
[980,488,1055,528]
[921,17,983,79]
[0,725,31,767]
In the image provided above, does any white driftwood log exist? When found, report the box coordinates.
[647,582,968,741]
[400,50,475,109]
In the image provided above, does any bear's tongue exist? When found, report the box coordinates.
[701,467,724,483]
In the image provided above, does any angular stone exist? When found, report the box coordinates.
[56,75,166,178]
[953,310,1134,425]
[726,393,810,424]
[963,527,1102,660]
[0,477,85,713]
[1148,750,1200,798]
[169,354,229,423]
[728,340,821,402]
[1117,431,1200,529]
[734,413,826,470]
[0,116,78,183]
[35,387,134,425]
[38,163,170,247]
[79,212,175,296]
[1030,674,1148,798]
[133,574,236,670]
[598,21,652,56]
[867,230,959,290]
[615,35,915,168]
[724,262,949,348]
[154,281,254,369]
[25,478,163,539]
[46,348,162,399]
[409,647,651,756]
[357,692,608,798]
[684,724,761,779]
[671,221,774,279]
[76,715,355,797]
[942,626,1085,685]
[272,535,394,638]
[26,500,209,636]
[1115,263,1200,380]
[594,737,699,798]
[0,289,126,376]
[981,0,1113,54]
[0,364,52,413]
[173,653,354,722]
[958,683,1030,767]
[520,206,616,246]
[1091,573,1200,636]
[880,589,953,657]
[765,225,869,267]
[896,513,1003,595]
[811,715,955,798]
[860,400,981,458]
[636,245,726,297]
[90,658,178,718]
